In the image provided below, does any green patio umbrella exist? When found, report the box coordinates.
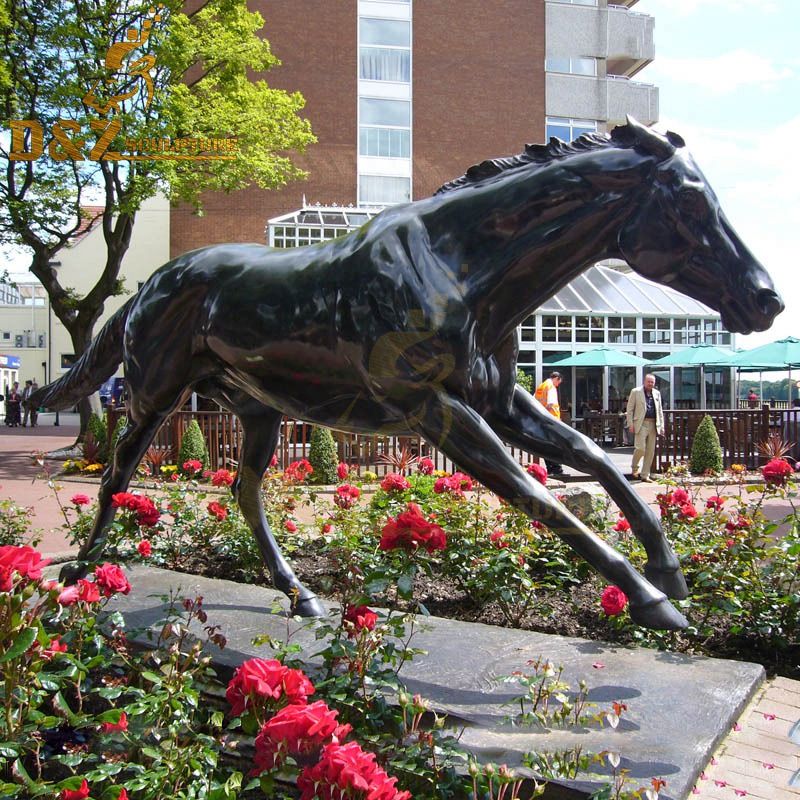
[651,344,739,409]
[729,337,800,403]
[545,347,648,367]
[545,348,647,413]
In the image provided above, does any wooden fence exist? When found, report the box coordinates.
[106,407,537,475]
[656,406,800,471]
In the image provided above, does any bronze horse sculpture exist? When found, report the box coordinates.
[32,118,783,630]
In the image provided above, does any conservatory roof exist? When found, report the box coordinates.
[542,264,717,317]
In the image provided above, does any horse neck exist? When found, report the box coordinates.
[432,151,651,352]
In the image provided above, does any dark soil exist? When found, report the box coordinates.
[177,545,799,680]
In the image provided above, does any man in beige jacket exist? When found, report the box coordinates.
[626,373,664,482]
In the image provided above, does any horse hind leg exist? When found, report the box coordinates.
[233,408,324,617]
[60,408,168,584]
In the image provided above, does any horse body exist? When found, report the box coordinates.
[34,118,783,630]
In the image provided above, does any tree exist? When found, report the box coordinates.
[308,427,338,485]
[0,0,314,430]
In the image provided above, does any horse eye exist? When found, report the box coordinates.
[677,188,710,218]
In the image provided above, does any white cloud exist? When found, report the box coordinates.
[647,0,779,15]
[651,50,793,94]
[655,115,800,347]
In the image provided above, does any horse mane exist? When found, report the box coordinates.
[434,122,640,195]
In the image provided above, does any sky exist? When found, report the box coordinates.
[636,0,799,349]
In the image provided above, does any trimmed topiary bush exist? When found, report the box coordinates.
[690,414,723,475]
[178,419,209,471]
[308,426,338,484]
[88,413,109,463]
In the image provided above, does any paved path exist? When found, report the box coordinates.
[2,418,798,799]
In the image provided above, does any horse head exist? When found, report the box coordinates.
[617,117,783,335]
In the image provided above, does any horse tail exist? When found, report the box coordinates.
[28,298,133,411]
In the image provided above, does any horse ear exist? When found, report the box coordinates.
[625,115,675,161]
[666,130,686,148]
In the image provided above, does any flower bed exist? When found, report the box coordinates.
[4,456,796,797]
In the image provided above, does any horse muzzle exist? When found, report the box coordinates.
[720,287,784,334]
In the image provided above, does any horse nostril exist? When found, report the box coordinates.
[756,288,784,318]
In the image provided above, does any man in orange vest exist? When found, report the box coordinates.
[535,371,564,476]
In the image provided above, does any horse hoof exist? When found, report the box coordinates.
[629,596,688,631]
[292,594,326,618]
[59,561,88,586]
[644,564,689,600]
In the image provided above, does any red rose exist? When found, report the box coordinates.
[182,459,203,474]
[137,540,152,557]
[600,585,628,616]
[322,522,333,535]
[379,503,447,553]
[671,488,690,505]
[39,636,68,660]
[284,519,297,533]
[0,545,50,592]
[252,700,350,775]
[612,517,631,532]
[725,539,735,548]
[269,454,278,468]
[111,492,159,527]
[208,501,228,521]
[433,471,473,497]
[211,469,235,487]
[77,579,101,603]
[706,495,725,510]
[116,790,129,800]
[380,472,411,493]
[678,503,698,520]
[71,493,91,506]
[417,457,434,475]
[337,462,350,480]
[526,462,548,485]
[61,779,90,800]
[101,711,128,733]
[170,472,179,482]
[334,484,361,509]
[94,563,131,597]
[343,605,378,636]
[762,458,793,486]
[490,529,508,549]
[297,741,411,800]
[226,658,314,717]
[690,553,703,563]
[284,459,313,482]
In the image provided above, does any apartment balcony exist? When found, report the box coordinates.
[546,73,658,127]
[546,2,654,77]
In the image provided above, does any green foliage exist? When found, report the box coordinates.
[1,0,314,400]
[516,368,534,393]
[87,413,109,463]
[178,419,209,471]
[308,426,339,484]
[0,573,236,799]
[689,414,723,475]
[0,499,38,546]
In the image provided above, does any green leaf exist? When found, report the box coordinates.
[0,626,37,663]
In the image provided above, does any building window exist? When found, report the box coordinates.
[359,18,410,82]
[607,316,636,345]
[545,56,597,76]
[520,315,536,343]
[359,97,411,158]
[552,0,598,5]
[358,175,411,206]
[60,354,76,370]
[642,317,670,345]
[546,116,597,143]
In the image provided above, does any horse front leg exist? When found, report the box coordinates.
[415,393,687,631]
[234,410,325,617]
[488,385,688,600]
